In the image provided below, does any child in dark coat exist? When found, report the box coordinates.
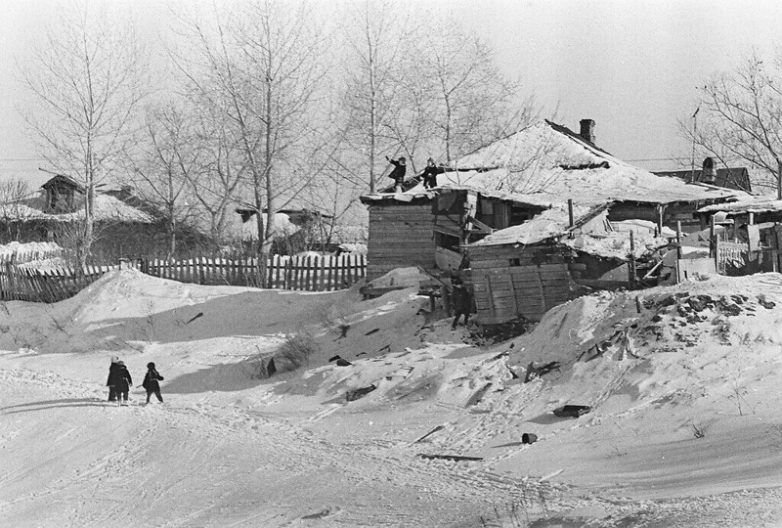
[385,155,407,192]
[106,356,121,401]
[115,361,133,405]
[450,278,473,330]
[142,362,164,404]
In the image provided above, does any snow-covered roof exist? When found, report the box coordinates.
[362,120,748,207]
[0,194,154,223]
[697,195,782,215]
[222,212,300,242]
[471,205,670,260]
[471,202,594,246]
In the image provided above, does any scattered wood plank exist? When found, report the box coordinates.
[345,384,376,402]
[412,424,444,444]
[417,453,483,462]
[465,382,493,407]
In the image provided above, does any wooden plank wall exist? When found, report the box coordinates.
[467,244,574,325]
[366,202,436,280]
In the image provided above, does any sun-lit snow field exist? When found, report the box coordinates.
[2,267,782,527]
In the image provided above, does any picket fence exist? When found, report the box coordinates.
[0,262,116,302]
[0,252,366,303]
[139,253,366,291]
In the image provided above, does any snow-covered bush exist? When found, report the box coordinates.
[277,332,318,369]
[251,332,320,379]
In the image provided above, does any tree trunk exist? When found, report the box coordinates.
[777,159,782,200]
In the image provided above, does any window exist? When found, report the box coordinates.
[435,231,460,251]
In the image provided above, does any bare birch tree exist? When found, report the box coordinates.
[341,0,413,192]
[187,107,247,250]
[125,103,201,257]
[682,51,782,198]
[21,4,146,266]
[176,0,326,283]
[419,26,536,162]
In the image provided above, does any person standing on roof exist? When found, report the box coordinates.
[385,155,406,193]
[421,157,445,189]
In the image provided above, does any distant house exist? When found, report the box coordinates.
[653,157,752,193]
[226,205,366,254]
[361,119,751,323]
[0,174,157,258]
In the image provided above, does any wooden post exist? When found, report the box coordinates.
[676,221,682,259]
[567,199,574,228]
[6,260,14,301]
[715,236,721,273]
[629,230,636,287]
[709,215,716,258]
[657,205,664,236]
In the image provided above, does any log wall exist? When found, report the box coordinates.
[366,202,436,280]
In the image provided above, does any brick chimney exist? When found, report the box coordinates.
[702,157,716,183]
[579,119,596,144]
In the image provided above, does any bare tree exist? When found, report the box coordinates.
[0,179,31,241]
[419,26,536,162]
[176,0,327,283]
[125,102,201,257]
[341,0,413,192]
[21,4,146,266]
[682,51,782,198]
[187,106,247,250]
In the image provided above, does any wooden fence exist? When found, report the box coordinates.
[0,262,116,302]
[138,253,366,291]
[0,253,366,303]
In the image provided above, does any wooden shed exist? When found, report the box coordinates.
[361,196,437,281]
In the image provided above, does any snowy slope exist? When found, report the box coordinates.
[2,269,782,527]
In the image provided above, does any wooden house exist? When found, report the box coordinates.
[653,158,752,193]
[360,119,749,312]
[438,120,750,324]
[0,174,158,259]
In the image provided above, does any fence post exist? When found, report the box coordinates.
[306,256,314,291]
[5,259,13,300]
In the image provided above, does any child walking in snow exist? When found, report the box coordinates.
[142,362,164,404]
[115,361,133,405]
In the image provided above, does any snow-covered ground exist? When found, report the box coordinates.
[2,268,782,527]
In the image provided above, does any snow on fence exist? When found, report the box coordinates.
[139,253,366,291]
[0,262,116,302]
[0,253,366,303]
[0,247,67,265]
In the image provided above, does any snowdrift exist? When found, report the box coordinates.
[3,268,782,526]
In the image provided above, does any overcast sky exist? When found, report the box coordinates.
[2,0,782,184]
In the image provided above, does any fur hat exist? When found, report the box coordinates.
[147,362,156,369]
[117,360,125,366]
